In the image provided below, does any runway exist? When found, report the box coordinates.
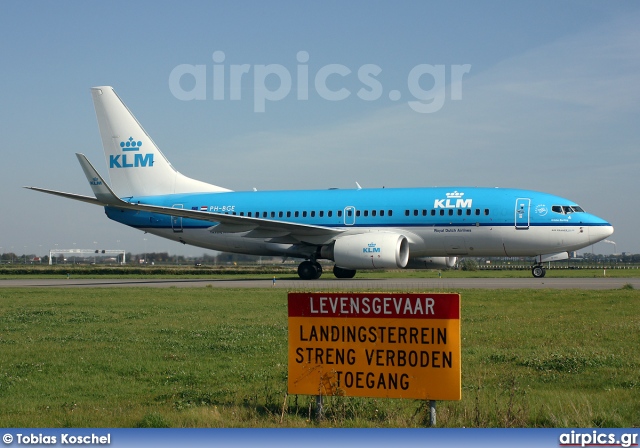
[1,277,637,290]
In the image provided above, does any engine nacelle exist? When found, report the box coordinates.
[405,256,458,269]
[322,233,410,269]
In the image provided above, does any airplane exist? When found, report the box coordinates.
[26,86,614,280]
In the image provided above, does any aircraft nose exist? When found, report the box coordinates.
[589,225,614,244]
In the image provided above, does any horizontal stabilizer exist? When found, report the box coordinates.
[23,186,107,206]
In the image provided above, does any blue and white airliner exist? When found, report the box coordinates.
[26,86,613,279]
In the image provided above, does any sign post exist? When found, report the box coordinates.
[288,293,461,405]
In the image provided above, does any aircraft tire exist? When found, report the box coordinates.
[298,260,321,280]
[333,265,356,279]
[532,266,546,278]
[313,262,323,279]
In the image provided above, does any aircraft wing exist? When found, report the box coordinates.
[25,154,344,244]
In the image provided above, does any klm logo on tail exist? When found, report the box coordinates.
[109,137,154,168]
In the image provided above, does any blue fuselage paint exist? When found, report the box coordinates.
[102,186,613,261]
[105,187,611,231]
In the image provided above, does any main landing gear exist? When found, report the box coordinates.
[296,261,358,280]
[531,264,546,278]
[333,265,357,279]
[297,260,323,280]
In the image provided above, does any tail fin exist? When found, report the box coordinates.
[91,86,230,197]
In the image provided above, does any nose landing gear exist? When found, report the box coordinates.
[532,265,546,278]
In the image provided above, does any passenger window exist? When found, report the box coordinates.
[448,210,453,216]
[475,209,480,216]
[440,210,445,216]
[457,209,462,216]
[466,209,471,216]
[295,211,299,218]
[328,210,333,217]
[320,211,324,217]
[338,210,343,217]
[303,211,307,217]
[405,210,410,216]
[431,210,435,216]
[286,211,291,218]
[372,210,376,217]
[388,210,393,217]
[311,211,316,217]
[414,210,418,216]
[363,210,368,217]
[356,210,361,217]
[484,209,489,215]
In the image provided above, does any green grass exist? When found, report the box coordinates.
[0,287,638,427]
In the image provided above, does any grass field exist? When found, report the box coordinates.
[0,286,638,428]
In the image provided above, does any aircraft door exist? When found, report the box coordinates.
[344,206,356,226]
[172,204,184,233]
[515,198,530,229]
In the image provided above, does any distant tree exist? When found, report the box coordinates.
[460,258,479,271]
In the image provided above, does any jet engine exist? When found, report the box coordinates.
[320,233,410,269]
[405,256,458,269]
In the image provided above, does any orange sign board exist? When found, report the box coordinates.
[288,293,461,400]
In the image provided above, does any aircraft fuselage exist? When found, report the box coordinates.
[105,186,612,261]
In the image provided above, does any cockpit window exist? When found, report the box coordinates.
[552,205,585,214]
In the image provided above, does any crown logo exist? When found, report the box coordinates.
[368,243,377,247]
[120,137,142,152]
[446,191,464,198]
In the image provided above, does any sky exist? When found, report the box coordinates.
[1,1,638,258]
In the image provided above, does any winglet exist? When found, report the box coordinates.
[75,153,124,205]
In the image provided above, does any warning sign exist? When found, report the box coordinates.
[288,293,461,400]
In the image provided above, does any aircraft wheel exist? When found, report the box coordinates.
[532,265,546,278]
[333,265,356,279]
[298,261,321,280]
[312,262,323,279]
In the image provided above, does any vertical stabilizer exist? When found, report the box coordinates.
[91,86,230,197]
